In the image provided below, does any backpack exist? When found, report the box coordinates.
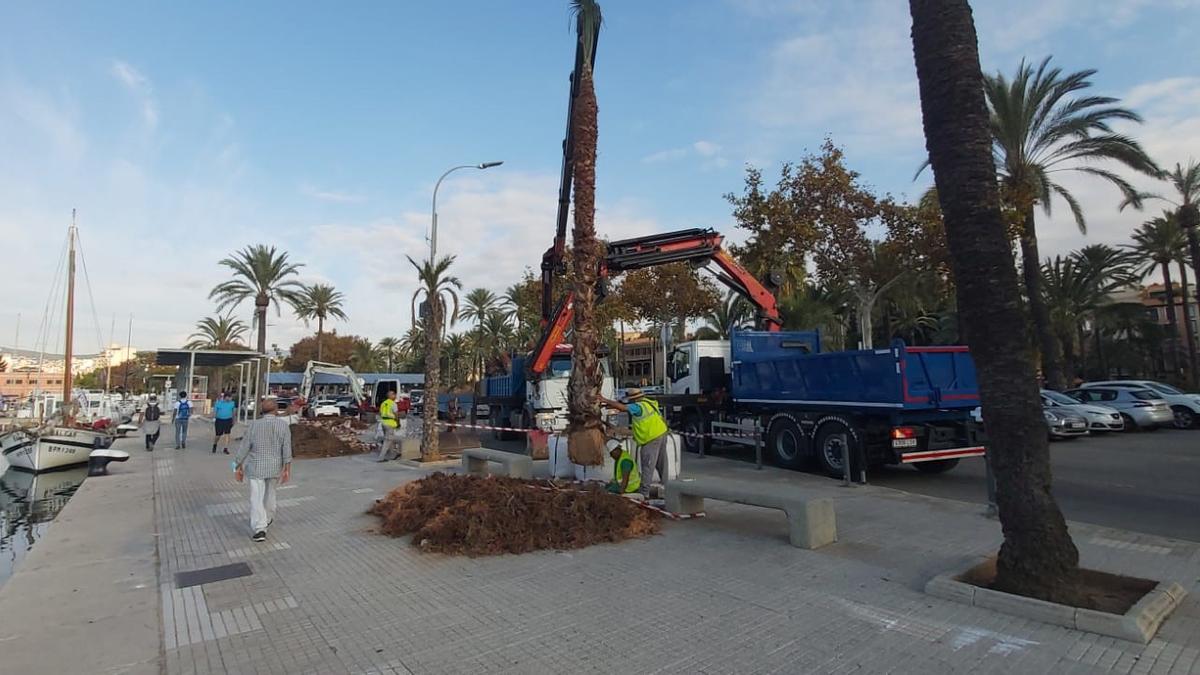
[145,404,161,421]
[177,399,191,420]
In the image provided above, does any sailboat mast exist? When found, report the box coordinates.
[63,210,76,405]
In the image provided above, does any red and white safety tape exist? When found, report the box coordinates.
[431,418,762,441]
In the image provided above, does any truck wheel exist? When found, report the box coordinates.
[768,418,807,470]
[682,413,708,454]
[814,423,851,478]
[913,459,959,474]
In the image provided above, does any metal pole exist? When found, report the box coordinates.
[430,163,501,264]
[249,359,258,420]
[188,350,196,402]
[236,364,244,421]
[841,440,852,487]
[754,419,763,470]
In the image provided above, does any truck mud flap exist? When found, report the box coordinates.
[900,446,985,463]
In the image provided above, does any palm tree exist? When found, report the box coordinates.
[443,333,470,388]
[209,245,304,393]
[565,0,606,465]
[910,0,1080,603]
[408,255,461,461]
[1128,160,1200,317]
[1071,244,1137,376]
[185,314,249,396]
[460,288,499,383]
[349,339,379,372]
[400,324,425,360]
[479,309,515,363]
[293,283,348,362]
[704,290,751,339]
[1130,213,1188,378]
[984,57,1158,389]
[376,337,402,373]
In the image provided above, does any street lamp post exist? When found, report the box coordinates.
[430,161,503,263]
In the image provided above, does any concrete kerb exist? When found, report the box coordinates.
[924,562,1188,643]
[665,475,837,549]
[461,447,534,479]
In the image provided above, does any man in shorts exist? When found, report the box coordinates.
[212,391,236,454]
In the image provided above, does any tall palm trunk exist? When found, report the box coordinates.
[255,293,269,398]
[1182,204,1200,331]
[1160,261,1180,377]
[316,316,324,361]
[910,0,1081,604]
[1019,214,1065,389]
[1178,260,1198,386]
[566,65,606,465]
[421,302,443,461]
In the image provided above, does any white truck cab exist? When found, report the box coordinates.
[528,354,616,432]
[667,340,731,396]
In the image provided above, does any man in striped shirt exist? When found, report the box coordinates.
[234,398,293,542]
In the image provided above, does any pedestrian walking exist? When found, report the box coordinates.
[600,388,668,497]
[212,391,236,454]
[376,390,400,461]
[140,394,162,451]
[234,398,292,542]
[172,391,192,449]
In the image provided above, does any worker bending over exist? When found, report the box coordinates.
[600,387,668,496]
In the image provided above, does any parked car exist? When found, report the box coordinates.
[1063,387,1174,430]
[1041,390,1124,432]
[311,398,341,417]
[333,395,360,417]
[409,389,425,415]
[1080,380,1200,429]
[1043,407,1089,439]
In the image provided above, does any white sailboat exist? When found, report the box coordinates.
[0,214,111,472]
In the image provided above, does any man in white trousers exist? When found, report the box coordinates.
[234,398,292,542]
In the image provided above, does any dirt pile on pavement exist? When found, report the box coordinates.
[291,419,371,458]
[369,473,660,556]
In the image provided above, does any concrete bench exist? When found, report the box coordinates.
[461,448,533,479]
[665,476,837,549]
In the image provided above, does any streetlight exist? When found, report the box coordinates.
[430,161,504,262]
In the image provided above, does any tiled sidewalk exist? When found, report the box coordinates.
[155,422,1200,674]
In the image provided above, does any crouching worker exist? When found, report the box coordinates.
[606,441,641,495]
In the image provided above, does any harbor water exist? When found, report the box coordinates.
[0,454,87,586]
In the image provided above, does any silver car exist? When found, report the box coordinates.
[1041,390,1124,432]
[1043,406,1089,439]
[1064,388,1173,430]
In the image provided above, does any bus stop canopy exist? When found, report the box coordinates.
[155,349,264,368]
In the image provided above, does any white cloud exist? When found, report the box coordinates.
[642,140,727,168]
[110,60,158,129]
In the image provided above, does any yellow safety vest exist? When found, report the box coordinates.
[613,448,641,494]
[380,399,398,428]
[630,398,668,446]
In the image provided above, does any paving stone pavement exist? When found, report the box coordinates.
[152,421,1200,674]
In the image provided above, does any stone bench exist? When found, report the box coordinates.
[665,476,837,549]
[461,448,533,479]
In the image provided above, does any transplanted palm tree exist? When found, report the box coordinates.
[704,290,751,339]
[376,337,402,373]
[210,245,304,393]
[910,0,1081,603]
[565,0,606,465]
[460,288,499,383]
[293,283,348,362]
[408,255,461,461]
[1130,212,1188,379]
[985,57,1158,389]
[185,314,249,396]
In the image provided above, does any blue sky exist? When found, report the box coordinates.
[2,0,1198,352]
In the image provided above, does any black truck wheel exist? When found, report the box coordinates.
[913,459,960,474]
[814,422,851,478]
[682,413,708,454]
[768,418,807,470]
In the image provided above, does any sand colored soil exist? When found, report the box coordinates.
[291,420,371,458]
[961,557,1156,614]
[369,473,660,556]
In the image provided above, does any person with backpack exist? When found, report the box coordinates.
[140,394,162,451]
[173,391,192,449]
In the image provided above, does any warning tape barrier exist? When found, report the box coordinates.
[432,418,763,441]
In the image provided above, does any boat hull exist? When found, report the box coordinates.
[1,427,105,472]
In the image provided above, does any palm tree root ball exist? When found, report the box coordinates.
[368,473,659,556]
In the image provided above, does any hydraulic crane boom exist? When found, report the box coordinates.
[527,227,782,376]
[540,5,601,327]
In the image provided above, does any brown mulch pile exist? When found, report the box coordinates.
[368,473,660,556]
[291,419,372,458]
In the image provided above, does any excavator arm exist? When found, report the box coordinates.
[299,361,366,404]
[528,227,782,377]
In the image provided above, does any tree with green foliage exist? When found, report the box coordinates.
[1130,212,1189,379]
[409,255,461,461]
[293,283,348,361]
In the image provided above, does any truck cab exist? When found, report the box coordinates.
[527,352,616,432]
[667,340,731,396]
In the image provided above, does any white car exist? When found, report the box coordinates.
[311,399,341,417]
[1041,390,1124,432]
[1080,380,1200,429]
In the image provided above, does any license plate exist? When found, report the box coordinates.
[1069,422,1084,429]
[892,438,918,448]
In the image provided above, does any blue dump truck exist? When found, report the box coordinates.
[662,330,986,477]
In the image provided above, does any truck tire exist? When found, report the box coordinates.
[913,459,959,474]
[813,422,852,478]
[768,418,807,470]
[682,413,708,454]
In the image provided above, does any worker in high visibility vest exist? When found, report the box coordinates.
[601,388,668,495]
[376,390,400,462]
[606,441,641,494]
